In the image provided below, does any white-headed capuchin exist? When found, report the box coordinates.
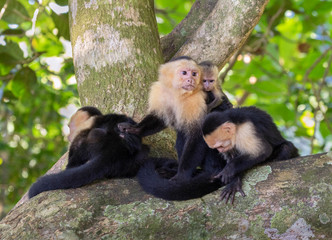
[116,57,231,202]
[28,107,149,198]
[202,106,299,203]
[199,61,233,112]
[118,56,209,182]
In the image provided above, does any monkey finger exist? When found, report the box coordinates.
[224,192,232,204]
[239,189,246,197]
[213,172,223,179]
[231,192,236,205]
[220,189,232,204]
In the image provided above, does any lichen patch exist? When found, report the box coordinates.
[73,24,134,85]
[70,0,77,25]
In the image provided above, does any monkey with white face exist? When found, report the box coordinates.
[202,106,299,203]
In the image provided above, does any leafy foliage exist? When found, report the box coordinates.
[0,0,331,219]
[0,0,76,218]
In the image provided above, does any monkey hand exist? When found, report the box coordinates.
[117,122,141,135]
[220,177,246,205]
[213,164,235,184]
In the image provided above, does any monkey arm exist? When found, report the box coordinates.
[118,113,167,137]
[207,97,223,112]
[216,146,272,184]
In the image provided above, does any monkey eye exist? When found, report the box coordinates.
[203,79,207,83]
[182,71,187,75]
[192,72,197,77]
[209,80,214,83]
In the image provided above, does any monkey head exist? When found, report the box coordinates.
[199,61,219,92]
[158,57,202,93]
[203,122,236,153]
[68,107,102,142]
[202,112,236,153]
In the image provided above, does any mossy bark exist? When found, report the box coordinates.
[161,0,269,68]
[1,153,331,239]
[69,0,163,116]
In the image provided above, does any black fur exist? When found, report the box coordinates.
[170,56,193,62]
[202,106,299,185]
[137,153,226,201]
[28,109,149,198]
[206,92,233,112]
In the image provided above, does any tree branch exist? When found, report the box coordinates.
[160,0,218,62]
[171,0,269,68]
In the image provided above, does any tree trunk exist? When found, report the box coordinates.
[1,153,331,239]
[69,0,163,116]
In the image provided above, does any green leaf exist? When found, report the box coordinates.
[51,12,70,40]
[0,41,24,61]
[0,53,20,66]
[2,1,30,24]
[7,67,37,98]
[247,80,287,98]
[1,29,25,36]
[55,0,68,6]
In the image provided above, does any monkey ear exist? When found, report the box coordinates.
[221,122,236,134]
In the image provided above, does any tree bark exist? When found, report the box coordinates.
[161,0,269,69]
[1,153,331,239]
[69,0,163,116]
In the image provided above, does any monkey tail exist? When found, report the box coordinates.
[270,141,299,161]
[28,159,107,199]
[137,158,222,201]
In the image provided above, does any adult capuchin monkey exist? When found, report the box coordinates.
[175,61,234,159]
[202,107,299,203]
[118,56,209,182]
[28,107,149,198]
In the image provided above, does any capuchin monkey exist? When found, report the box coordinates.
[175,61,234,159]
[199,61,233,112]
[202,106,299,203]
[28,107,149,198]
[118,56,209,182]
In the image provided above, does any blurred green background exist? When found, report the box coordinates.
[0,0,331,219]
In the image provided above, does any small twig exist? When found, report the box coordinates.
[236,91,250,106]
[0,0,10,20]
[219,49,242,84]
[303,46,332,85]
[310,107,319,154]
[264,5,284,38]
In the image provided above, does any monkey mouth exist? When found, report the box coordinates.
[182,85,195,91]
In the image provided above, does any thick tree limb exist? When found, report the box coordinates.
[160,0,218,62]
[162,0,269,68]
[1,153,331,239]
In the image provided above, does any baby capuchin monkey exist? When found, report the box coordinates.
[28,107,149,198]
[118,56,209,182]
[202,106,299,203]
[199,61,233,112]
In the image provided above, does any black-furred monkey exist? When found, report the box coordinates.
[28,107,149,198]
[202,106,299,203]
